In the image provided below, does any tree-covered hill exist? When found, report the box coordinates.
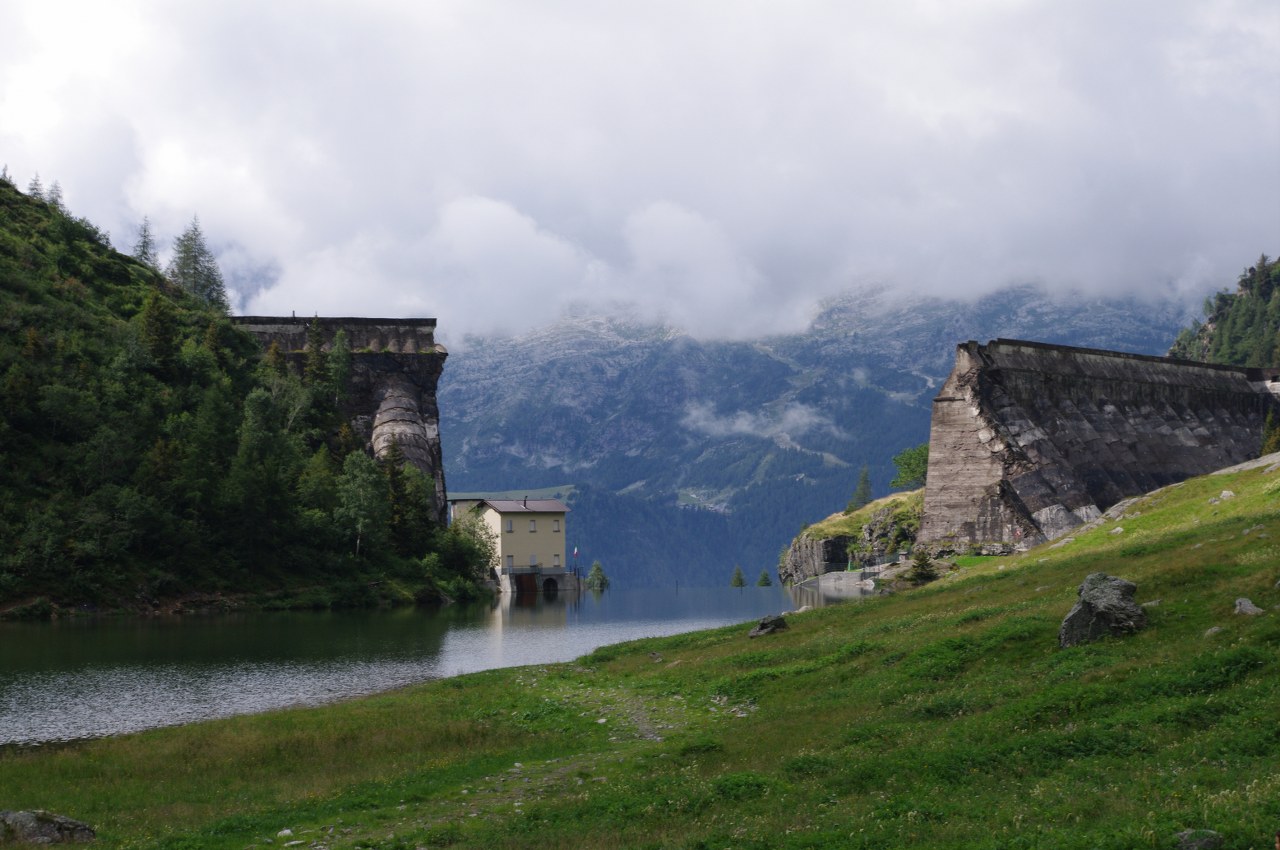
[1169,253,1279,367]
[0,178,487,616]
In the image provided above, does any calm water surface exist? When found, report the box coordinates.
[0,585,859,746]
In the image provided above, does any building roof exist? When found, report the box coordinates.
[463,498,570,514]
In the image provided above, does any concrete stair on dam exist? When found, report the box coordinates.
[919,338,1280,551]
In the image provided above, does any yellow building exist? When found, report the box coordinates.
[448,498,574,594]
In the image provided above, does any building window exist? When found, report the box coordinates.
[530,554,538,566]
[553,554,560,567]
[553,519,560,532]
[504,518,513,533]
[529,519,537,532]
[505,555,513,568]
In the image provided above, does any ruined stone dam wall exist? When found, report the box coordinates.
[235,317,448,524]
[920,338,1280,549]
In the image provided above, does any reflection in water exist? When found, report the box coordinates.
[786,571,880,609]
[0,584,857,746]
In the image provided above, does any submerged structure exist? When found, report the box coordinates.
[235,317,449,524]
[920,339,1280,549]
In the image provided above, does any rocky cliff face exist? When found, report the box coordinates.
[236,317,449,523]
[778,536,854,585]
[778,492,922,585]
[920,339,1280,550]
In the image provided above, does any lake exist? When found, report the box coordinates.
[0,584,866,746]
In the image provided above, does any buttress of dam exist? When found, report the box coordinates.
[234,317,449,525]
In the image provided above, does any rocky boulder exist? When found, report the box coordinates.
[0,810,95,844]
[1234,598,1265,616]
[1058,573,1148,648]
[748,615,788,638]
[1173,828,1222,850]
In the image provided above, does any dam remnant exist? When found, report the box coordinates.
[919,339,1280,550]
[235,317,449,524]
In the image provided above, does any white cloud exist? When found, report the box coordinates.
[682,401,846,441]
[2,0,1276,341]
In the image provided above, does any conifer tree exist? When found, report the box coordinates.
[756,569,773,586]
[730,565,746,587]
[907,550,938,585]
[26,173,43,200]
[133,217,160,270]
[139,291,178,372]
[847,464,873,512]
[327,330,352,405]
[1264,411,1280,456]
[0,165,12,185]
[304,316,328,387]
[167,216,229,312]
[380,438,409,551]
[46,181,65,212]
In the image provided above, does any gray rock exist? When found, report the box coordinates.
[1174,828,1222,850]
[748,614,788,638]
[0,810,95,844]
[1234,598,1265,616]
[1058,573,1148,648]
[1203,626,1223,638]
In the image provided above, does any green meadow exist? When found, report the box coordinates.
[2,460,1277,849]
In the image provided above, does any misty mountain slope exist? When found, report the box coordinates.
[439,285,1193,586]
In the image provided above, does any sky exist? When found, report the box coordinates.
[2,0,1277,341]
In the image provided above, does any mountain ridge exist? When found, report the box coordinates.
[440,284,1197,586]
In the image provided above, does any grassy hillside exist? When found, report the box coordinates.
[2,458,1276,848]
[799,489,923,542]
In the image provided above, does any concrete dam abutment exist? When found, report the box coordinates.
[234,317,449,525]
[919,338,1280,551]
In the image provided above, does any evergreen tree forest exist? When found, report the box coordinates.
[1169,253,1280,367]
[0,176,490,616]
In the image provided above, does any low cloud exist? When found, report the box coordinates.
[682,402,846,441]
[2,1,1276,341]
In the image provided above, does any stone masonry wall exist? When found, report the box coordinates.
[235,317,449,524]
[920,339,1280,549]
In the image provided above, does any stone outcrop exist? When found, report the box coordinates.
[1058,573,1148,647]
[748,614,788,638]
[779,494,922,585]
[236,317,448,524]
[921,339,1280,549]
[778,535,854,585]
[1234,598,1265,616]
[0,810,95,844]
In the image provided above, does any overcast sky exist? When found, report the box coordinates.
[2,1,1277,340]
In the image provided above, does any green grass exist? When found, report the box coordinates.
[2,464,1278,848]
[800,489,922,540]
